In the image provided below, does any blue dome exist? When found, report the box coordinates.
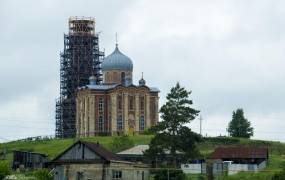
[102,45,133,71]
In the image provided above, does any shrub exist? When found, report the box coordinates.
[152,169,186,180]
[0,161,11,180]
[110,135,134,153]
[272,162,285,180]
[33,169,53,180]
[203,137,240,145]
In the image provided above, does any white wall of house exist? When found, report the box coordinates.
[228,160,267,175]
[181,164,202,174]
[228,164,254,175]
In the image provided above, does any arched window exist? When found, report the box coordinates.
[129,96,134,110]
[117,115,123,131]
[118,95,122,110]
[139,116,145,131]
[99,97,104,111]
[140,96,144,111]
[98,116,104,132]
[121,72,125,84]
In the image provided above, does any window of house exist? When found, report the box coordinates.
[99,116,104,132]
[129,96,134,110]
[139,116,145,131]
[99,97,104,111]
[112,170,122,179]
[117,115,123,131]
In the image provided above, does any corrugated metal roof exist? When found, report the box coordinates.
[117,145,149,155]
[149,87,160,92]
[117,145,183,155]
[209,147,268,159]
[85,84,118,90]
[78,83,159,93]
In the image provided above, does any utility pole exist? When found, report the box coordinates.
[199,115,203,136]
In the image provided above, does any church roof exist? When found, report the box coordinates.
[78,84,159,93]
[101,45,133,71]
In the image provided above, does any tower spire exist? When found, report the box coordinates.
[139,72,146,86]
[115,32,118,47]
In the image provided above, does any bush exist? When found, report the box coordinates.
[203,137,240,145]
[33,169,53,180]
[0,161,11,180]
[152,169,186,180]
[271,162,285,180]
[110,135,134,153]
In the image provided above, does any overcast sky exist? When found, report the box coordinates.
[1,0,285,142]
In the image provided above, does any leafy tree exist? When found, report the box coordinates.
[227,108,253,138]
[0,161,11,180]
[145,82,201,168]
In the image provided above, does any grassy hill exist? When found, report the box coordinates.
[1,135,285,179]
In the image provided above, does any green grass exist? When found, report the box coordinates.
[0,135,153,162]
[1,135,285,180]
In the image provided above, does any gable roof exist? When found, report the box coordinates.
[52,140,120,162]
[82,141,120,161]
[209,147,268,159]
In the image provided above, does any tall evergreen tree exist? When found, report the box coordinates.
[145,83,201,168]
[227,108,253,138]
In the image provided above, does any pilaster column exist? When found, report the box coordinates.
[80,99,84,137]
[76,97,80,137]
[89,95,95,136]
[123,93,129,134]
[135,94,140,132]
[146,95,150,129]
[111,93,117,134]
[84,97,88,137]
[155,96,159,124]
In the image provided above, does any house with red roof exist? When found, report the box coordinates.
[209,147,268,175]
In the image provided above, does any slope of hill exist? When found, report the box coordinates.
[1,135,285,179]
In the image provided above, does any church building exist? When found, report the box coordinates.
[76,44,159,137]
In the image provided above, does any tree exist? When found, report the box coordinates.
[227,108,253,138]
[145,82,201,168]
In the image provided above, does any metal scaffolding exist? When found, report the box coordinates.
[55,17,104,138]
